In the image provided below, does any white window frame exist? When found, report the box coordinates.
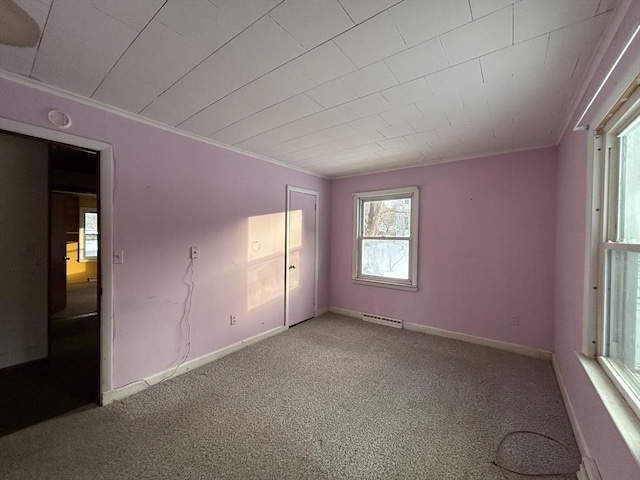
[79,206,98,262]
[352,186,419,291]
[592,86,640,420]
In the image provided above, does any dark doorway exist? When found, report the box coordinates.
[0,132,100,436]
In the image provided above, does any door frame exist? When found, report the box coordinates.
[285,186,319,327]
[1,117,114,403]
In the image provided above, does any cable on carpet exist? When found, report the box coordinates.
[492,430,580,479]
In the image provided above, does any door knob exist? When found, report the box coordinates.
[289,265,296,270]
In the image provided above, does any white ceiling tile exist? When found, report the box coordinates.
[278,144,334,162]
[379,104,423,125]
[300,143,382,166]
[270,0,354,50]
[458,77,512,107]
[272,124,359,154]
[92,70,164,113]
[382,78,433,108]
[0,52,33,75]
[344,92,393,117]
[178,95,258,137]
[384,38,449,83]
[404,130,441,146]
[211,94,324,145]
[348,114,389,133]
[211,0,280,28]
[469,0,516,20]
[294,41,357,84]
[334,11,406,68]
[408,113,450,132]
[341,61,398,96]
[377,137,409,149]
[379,122,415,139]
[33,0,139,94]
[425,60,483,96]
[441,7,512,65]
[233,63,316,111]
[329,131,385,150]
[106,21,212,93]
[88,0,164,30]
[305,78,359,108]
[415,92,464,116]
[155,0,243,49]
[545,12,611,64]
[388,0,471,47]
[338,0,400,24]
[202,16,306,93]
[445,101,490,126]
[514,0,600,43]
[31,52,108,97]
[480,35,548,81]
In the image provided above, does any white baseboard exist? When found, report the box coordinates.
[403,321,553,360]
[102,325,288,405]
[328,306,361,319]
[327,307,551,360]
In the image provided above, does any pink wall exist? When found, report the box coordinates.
[330,149,557,351]
[553,2,640,477]
[0,78,331,387]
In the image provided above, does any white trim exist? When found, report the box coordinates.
[352,186,419,290]
[0,117,115,403]
[0,70,327,180]
[102,325,287,405]
[578,353,640,466]
[403,321,552,360]
[560,0,635,137]
[285,186,319,327]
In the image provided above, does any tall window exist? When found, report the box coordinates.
[353,187,418,290]
[598,94,640,416]
[79,207,98,261]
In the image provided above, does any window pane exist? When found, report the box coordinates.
[618,120,640,242]
[361,239,409,279]
[605,250,640,395]
[85,212,98,234]
[363,198,411,237]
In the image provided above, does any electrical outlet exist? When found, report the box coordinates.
[190,246,199,259]
[230,315,236,326]
[509,315,520,326]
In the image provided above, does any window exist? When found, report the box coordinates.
[597,93,640,417]
[353,187,418,290]
[79,207,98,261]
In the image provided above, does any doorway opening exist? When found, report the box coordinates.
[0,125,110,436]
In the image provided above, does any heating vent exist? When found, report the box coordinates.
[362,313,403,329]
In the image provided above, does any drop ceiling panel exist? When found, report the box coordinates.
[514,0,600,43]
[384,37,449,83]
[381,78,433,108]
[545,13,611,64]
[210,0,281,28]
[409,113,450,132]
[379,122,415,139]
[270,0,354,50]
[379,104,423,125]
[0,0,49,75]
[440,7,513,66]
[294,41,357,84]
[338,0,401,24]
[334,12,407,68]
[340,61,398,97]
[348,114,390,133]
[388,0,471,47]
[328,130,385,150]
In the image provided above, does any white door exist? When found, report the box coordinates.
[287,189,317,326]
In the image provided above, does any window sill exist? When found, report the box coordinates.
[578,352,640,466]
[352,278,417,292]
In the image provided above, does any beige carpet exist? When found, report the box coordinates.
[0,313,579,479]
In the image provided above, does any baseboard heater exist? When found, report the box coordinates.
[362,312,403,329]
